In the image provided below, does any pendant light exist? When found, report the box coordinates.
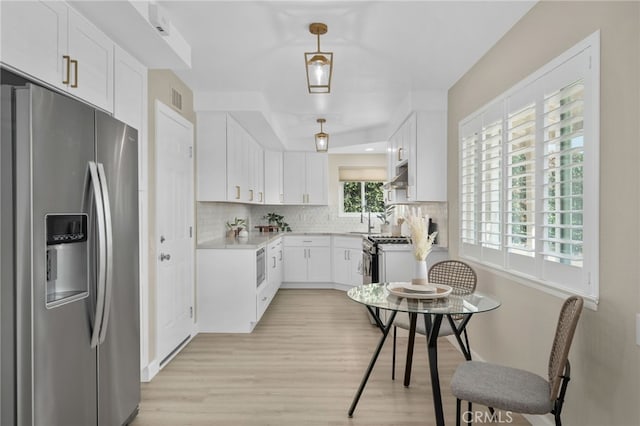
[315,118,329,152]
[305,23,333,94]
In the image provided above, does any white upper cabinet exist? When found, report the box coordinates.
[196,112,227,201]
[196,113,265,204]
[1,1,68,91]
[1,1,114,112]
[67,7,113,112]
[283,152,328,205]
[283,152,306,204]
[386,111,447,203]
[264,150,284,204]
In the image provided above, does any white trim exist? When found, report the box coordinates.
[280,281,337,290]
[337,181,385,217]
[140,359,159,382]
[460,257,598,311]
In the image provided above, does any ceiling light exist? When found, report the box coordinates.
[305,23,333,94]
[315,118,329,152]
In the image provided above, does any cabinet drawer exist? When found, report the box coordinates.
[284,235,331,247]
[257,282,272,320]
[333,236,363,249]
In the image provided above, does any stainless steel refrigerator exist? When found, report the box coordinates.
[1,78,140,425]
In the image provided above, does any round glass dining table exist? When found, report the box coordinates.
[346,283,501,426]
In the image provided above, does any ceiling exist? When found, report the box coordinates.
[77,1,537,151]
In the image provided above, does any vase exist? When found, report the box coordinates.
[412,259,428,285]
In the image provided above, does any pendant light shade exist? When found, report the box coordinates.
[305,23,333,94]
[315,118,329,152]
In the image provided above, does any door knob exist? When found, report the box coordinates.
[159,253,171,261]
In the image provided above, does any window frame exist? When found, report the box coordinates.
[338,181,385,217]
[458,31,600,307]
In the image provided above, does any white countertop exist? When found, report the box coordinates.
[197,231,368,250]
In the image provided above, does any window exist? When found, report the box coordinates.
[458,32,599,303]
[341,181,385,215]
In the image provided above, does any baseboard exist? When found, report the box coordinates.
[444,336,555,426]
[141,359,159,382]
[280,282,337,289]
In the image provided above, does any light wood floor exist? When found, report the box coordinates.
[132,289,529,425]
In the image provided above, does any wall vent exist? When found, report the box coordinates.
[171,88,183,110]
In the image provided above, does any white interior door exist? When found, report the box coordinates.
[155,101,194,365]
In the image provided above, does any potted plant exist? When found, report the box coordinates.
[377,205,395,234]
[262,212,292,232]
[225,217,247,238]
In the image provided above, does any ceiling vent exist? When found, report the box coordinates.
[171,88,183,111]
[149,3,171,36]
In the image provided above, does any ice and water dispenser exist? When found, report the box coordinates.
[45,214,89,308]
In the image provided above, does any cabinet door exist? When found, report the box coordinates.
[283,247,307,282]
[0,1,68,91]
[275,243,283,285]
[114,45,147,191]
[348,248,363,285]
[255,144,264,203]
[67,8,113,112]
[264,150,283,204]
[405,113,417,201]
[332,248,350,285]
[247,138,256,202]
[307,246,331,282]
[197,113,227,201]
[226,118,242,201]
[283,152,306,204]
[305,153,328,205]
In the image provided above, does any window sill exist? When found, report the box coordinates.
[460,255,598,311]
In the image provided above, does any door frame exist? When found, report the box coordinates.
[153,100,195,374]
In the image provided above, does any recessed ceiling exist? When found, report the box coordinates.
[77,1,537,151]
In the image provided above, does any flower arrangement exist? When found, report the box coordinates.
[404,207,438,261]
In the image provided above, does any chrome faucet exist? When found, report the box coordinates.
[367,210,374,235]
[360,205,375,235]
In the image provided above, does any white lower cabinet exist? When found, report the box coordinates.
[380,247,449,282]
[332,236,363,287]
[283,236,331,283]
[197,247,277,333]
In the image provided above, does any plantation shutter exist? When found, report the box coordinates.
[458,32,598,303]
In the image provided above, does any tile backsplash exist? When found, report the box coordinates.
[197,202,448,247]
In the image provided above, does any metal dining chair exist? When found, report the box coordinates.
[450,295,584,426]
[391,260,477,384]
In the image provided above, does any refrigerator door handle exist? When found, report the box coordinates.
[97,162,113,344]
[87,161,107,348]
[98,163,113,343]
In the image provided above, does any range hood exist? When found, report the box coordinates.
[385,161,408,189]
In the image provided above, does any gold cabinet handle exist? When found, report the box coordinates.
[70,59,78,88]
[62,55,71,85]
[249,189,254,201]
[235,186,241,200]
[259,192,263,202]
[398,147,403,161]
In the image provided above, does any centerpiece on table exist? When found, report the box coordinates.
[405,207,438,286]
